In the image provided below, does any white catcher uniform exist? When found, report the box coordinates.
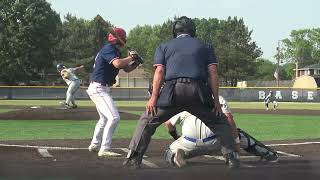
[168,96,238,156]
[166,96,279,162]
[60,68,80,106]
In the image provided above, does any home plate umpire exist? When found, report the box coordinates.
[123,16,240,169]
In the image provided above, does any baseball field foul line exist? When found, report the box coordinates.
[267,142,320,147]
[276,151,301,157]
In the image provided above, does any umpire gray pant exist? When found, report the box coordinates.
[128,81,237,156]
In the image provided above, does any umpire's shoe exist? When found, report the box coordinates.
[123,150,143,169]
[225,152,240,169]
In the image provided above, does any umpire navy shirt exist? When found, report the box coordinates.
[90,43,120,86]
[154,35,218,81]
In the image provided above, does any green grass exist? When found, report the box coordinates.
[0,100,96,107]
[124,111,144,116]
[0,120,167,141]
[0,109,16,113]
[0,100,146,107]
[229,102,320,110]
[1,114,319,141]
[234,114,320,140]
[1,100,320,110]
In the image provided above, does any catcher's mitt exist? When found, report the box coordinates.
[60,69,70,79]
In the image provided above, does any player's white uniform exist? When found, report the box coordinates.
[61,68,80,106]
[168,96,248,156]
[86,82,120,152]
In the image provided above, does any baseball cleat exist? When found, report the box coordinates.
[60,102,72,109]
[98,150,122,157]
[88,144,100,152]
[174,149,186,168]
[71,104,78,109]
[123,150,143,169]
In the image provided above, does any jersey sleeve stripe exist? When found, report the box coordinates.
[153,64,165,67]
[109,57,120,64]
[208,63,218,67]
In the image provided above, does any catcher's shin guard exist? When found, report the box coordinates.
[164,148,175,165]
[238,128,278,162]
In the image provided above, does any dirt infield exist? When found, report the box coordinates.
[0,107,140,120]
[0,106,320,120]
[0,139,320,180]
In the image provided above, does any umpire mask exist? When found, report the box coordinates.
[172,16,196,38]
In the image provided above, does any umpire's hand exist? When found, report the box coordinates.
[146,96,157,116]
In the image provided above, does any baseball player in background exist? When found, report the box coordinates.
[86,27,140,157]
[164,96,279,167]
[264,91,278,110]
[57,64,84,109]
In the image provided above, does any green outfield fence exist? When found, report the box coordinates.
[0,86,319,102]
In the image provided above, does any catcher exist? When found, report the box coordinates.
[164,96,279,167]
[57,64,84,109]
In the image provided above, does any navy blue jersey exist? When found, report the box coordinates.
[90,43,120,86]
[154,35,218,81]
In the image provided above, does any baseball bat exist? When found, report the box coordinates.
[95,15,143,64]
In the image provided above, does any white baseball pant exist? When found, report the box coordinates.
[66,80,80,105]
[86,82,120,152]
[169,133,249,156]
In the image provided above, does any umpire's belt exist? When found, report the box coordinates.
[184,135,216,143]
[174,78,205,84]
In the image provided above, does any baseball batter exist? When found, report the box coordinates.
[264,91,278,110]
[164,96,279,167]
[86,27,140,157]
[57,64,84,109]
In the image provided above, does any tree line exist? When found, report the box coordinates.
[1,0,319,85]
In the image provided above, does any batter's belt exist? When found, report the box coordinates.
[184,135,217,143]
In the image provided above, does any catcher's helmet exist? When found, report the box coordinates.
[56,64,65,72]
[172,16,196,38]
[107,27,127,45]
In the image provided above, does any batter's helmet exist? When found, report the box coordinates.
[56,64,65,72]
[107,27,127,45]
[172,16,196,38]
